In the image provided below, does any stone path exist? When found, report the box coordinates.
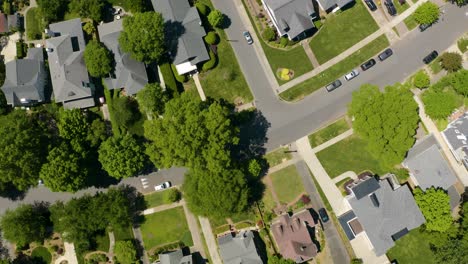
[192,73,206,101]
[301,40,320,68]
[198,217,222,264]
[101,104,110,120]
[332,171,358,184]
[267,156,301,174]
[108,232,115,256]
[54,242,78,264]
[312,129,353,153]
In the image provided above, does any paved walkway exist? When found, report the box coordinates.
[108,231,115,256]
[54,242,78,264]
[267,156,301,174]
[395,21,409,37]
[312,129,353,153]
[101,104,110,120]
[198,217,222,264]
[301,40,320,68]
[193,73,207,101]
[1,32,20,63]
[182,202,207,258]
[132,227,150,264]
[141,201,183,215]
[333,171,358,184]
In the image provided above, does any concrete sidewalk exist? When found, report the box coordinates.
[193,73,207,101]
[312,129,354,153]
[198,217,222,264]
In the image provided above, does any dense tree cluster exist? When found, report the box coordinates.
[84,40,113,78]
[422,90,456,119]
[136,83,169,118]
[414,187,452,232]
[114,241,138,264]
[208,10,225,28]
[69,0,104,22]
[37,0,67,23]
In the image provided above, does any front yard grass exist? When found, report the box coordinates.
[403,14,418,31]
[429,57,443,74]
[309,0,379,64]
[140,206,193,250]
[308,117,350,147]
[26,8,42,40]
[270,165,305,204]
[393,0,410,14]
[316,134,390,178]
[280,35,389,101]
[265,147,292,167]
[387,228,436,264]
[31,246,52,264]
[335,177,351,196]
[144,190,171,208]
[94,232,110,252]
[113,225,134,241]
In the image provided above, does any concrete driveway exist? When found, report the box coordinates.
[1,32,20,63]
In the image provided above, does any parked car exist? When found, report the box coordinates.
[384,0,397,16]
[344,69,360,81]
[325,79,342,92]
[419,23,431,32]
[155,181,171,191]
[361,59,376,71]
[423,50,438,64]
[318,208,329,223]
[243,31,253,45]
[364,0,378,11]
[378,48,393,61]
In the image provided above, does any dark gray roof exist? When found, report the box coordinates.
[7,13,22,31]
[159,249,192,264]
[263,0,315,39]
[443,113,468,153]
[1,48,46,107]
[97,20,148,95]
[151,0,209,66]
[404,134,458,190]
[351,177,381,200]
[46,18,95,109]
[218,231,263,264]
[338,211,357,240]
[348,179,425,256]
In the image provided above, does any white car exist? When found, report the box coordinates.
[344,69,360,81]
[155,181,171,191]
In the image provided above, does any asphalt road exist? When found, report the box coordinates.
[212,0,468,151]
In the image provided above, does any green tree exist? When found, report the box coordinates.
[83,21,96,37]
[37,0,67,23]
[58,108,89,142]
[119,12,166,63]
[0,204,49,248]
[440,52,463,73]
[86,118,109,148]
[414,2,440,25]
[69,0,104,22]
[84,40,112,77]
[413,70,430,88]
[422,90,456,119]
[0,89,7,115]
[451,70,468,96]
[98,135,146,179]
[349,84,419,166]
[136,83,169,118]
[208,10,225,28]
[262,27,276,41]
[204,31,219,45]
[267,255,296,264]
[163,188,181,203]
[414,188,452,232]
[196,3,210,16]
[248,159,262,177]
[433,235,468,264]
[2,1,11,15]
[111,96,140,132]
[114,241,138,264]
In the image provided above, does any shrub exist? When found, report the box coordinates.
[163,188,181,203]
[391,168,410,183]
[195,3,210,16]
[170,64,188,83]
[458,37,468,53]
[279,37,288,48]
[300,195,311,204]
[440,52,463,72]
[314,20,323,29]
[202,50,217,71]
[204,31,219,45]
[413,70,430,88]
[262,27,276,41]
[208,10,225,28]
[16,41,27,59]
[414,2,440,25]
[422,90,456,119]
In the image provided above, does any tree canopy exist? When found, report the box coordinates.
[114,241,138,264]
[414,187,452,232]
[450,69,468,96]
[58,109,90,143]
[136,83,169,118]
[267,255,296,264]
[414,2,440,25]
[208,10,225,28]
[37,0,67,23]
[440,52,463,73]
[84,40,113,78]
[413,70,430,89]
[422,90,456,119]
[348,84,419,166]
[69,0,104,22]
[119,12,166,63]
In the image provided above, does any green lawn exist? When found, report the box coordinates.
[308,117,350,147]
[316,135,389,178]
[429,57,443,74]
[387,229,436,264]
[270,165,305,204]
[144,190,171,208]
[140,206,193,250]
[434,118,448,131]
[26,8,42,40]
[31,246,52,264]
[265,147,292,167]
[393,0,410,14]
[404,14,418,31]
[280,35,389,101]
[309,0,379,64]
[160,62,180,95]
[113,225,134,241]
[262,186,277,212]
[335,177,351,196]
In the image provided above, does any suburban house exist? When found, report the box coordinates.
[271,210,318,263]
[218,230,263,264]
[158,249,192,264]
[442,112,468,169]
[0,12,7,33]
[46,18,95,109]
[97,20,148,96]
[340,176,425,256]
[262,0,316,40]
[316,0,355,12]
[404,134,461,209]
[151,0,210,75]
[1,48,46,107]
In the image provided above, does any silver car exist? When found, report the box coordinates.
[154,181,171,191]
[243,31,253,45]
[344,69,360,81]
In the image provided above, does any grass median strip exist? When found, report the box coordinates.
[404,14,418,30]
[308,117,350,148]
[279,35,389,102]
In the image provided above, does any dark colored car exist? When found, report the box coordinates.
[243,31,253,45]
[361,59,376,71]
[325,79,342,92]
[423,50,438,64]
[365,0,377,11]
[318,208,329,223]
[384,0,397,16]
[378,48,393,61]
[419,23,431,32]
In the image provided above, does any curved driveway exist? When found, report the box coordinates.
[212,0,468,151]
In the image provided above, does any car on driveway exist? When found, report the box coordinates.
[384,0,397,16]
[155,181,171,191]
[361,59,376,71]
[344,69,360,81]
[243,31,253,45]
[364,0,378,11]
[378,48,393,61]
[423,50,438,64]
[419,23,431,32]
[318,208,329,223]
[325,79,342,92]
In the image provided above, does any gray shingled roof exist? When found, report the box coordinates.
[97,20,148,95]
[151,0,209,66]
[218,231,263,264]
[7,13,22,31]
[159,249,192,264]
[351,177,381,200]
[348,179,425,256]
[1,48,46,107]
[317,0,354,11]
[46,18,95,109]
[443,113,468,154]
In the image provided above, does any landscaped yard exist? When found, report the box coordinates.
[403,14,418,31]
[144,190,172,208]
[335,177,352,196]
[429,57,443,74]
[113,225,134,241]
[393,0,409,14]
[94,232,110,252]
[270,165,305,204]
[309,0,379,64]
[26,8,42,40]
[387,228,436,264]
[265,147,292,167]
[308,117,350,147]
[316,134,389,178]
[31,246,52,264]
[140,206,193,250]
[280,35,389,101]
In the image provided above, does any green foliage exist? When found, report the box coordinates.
[196,3,210,15]
[84,40,112,77]
[413,70,430,88]
[453,0,467,6]
[414,2,440,25]
[115,0,145,13]
[119,12,166,63]
[433,236,468,264]
[16,40,27,59]
[350,259,363,264]
[202,50,217,71]
[31,246,52,264]
[58,108,89,143]
[98,134,146,179]
[86,118,109,148]
[348,84,419,167]
[414,188,452,232]
[69,0,104,21]
[163,188,181,203]
[391,168,410,183]
[0,90,7,115]
[279,37,288,48]
[262,27,276,41]
[440,52,463,73]
[248,159,262,177]
[267,255,296,264]
[314,20,323,29]
[170,64,188,83]
[159,62,180,96]
[0,204,49,248]
[450,69,468,96]
[2,1,11,15]
[422,90,456,119]
[114,241,138,264]
[112,96,140,133]
[458,37,468,53]
[83,21,96,37]
[86,253,107,264]
[136,83,169,118]
[37,0,68,23]
[208,9,225,28]
[204,31,219,45]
